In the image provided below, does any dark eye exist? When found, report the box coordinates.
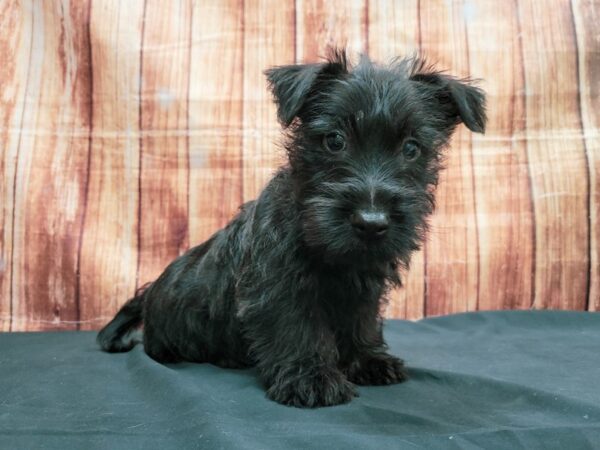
[401,139,421,162]
[323,132,346,152]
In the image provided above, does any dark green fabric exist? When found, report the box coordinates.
[1,311,599,449]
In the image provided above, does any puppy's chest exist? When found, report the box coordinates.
[318,270,384,315]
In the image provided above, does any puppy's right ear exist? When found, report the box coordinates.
[410,68,487,134]
[265,51,348,127]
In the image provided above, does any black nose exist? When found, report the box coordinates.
[350,210,389,239]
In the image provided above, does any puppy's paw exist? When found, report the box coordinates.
[346,354,408,386]
[266,367,357,408]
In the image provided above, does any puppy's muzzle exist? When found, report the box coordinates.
[350,208,389,240]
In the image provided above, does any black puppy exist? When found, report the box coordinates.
[98,49,486,408]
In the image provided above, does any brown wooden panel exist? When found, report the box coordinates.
[242,0,295,201]
[295,0,366,61]
[367,0,425,320]
[572,0,600,311]
[517,0,589,310]
[419,0,479,317]
[367,0,420,58]
[188,1,244,245]
[1,0,598,329]
[78,0,145,330]
[465,1,533,311]
[0,1,33,331]
[136,0,192,286]
[10,1,92,331]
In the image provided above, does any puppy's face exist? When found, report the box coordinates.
[266,50,486,267]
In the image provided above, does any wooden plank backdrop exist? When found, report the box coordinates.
[0,0,598,331]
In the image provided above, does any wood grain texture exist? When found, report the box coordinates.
[137,0,192,285]
[465,0,533,311]
[78,0,145,330]
[419,0,480,317]
[0,0,32,331]
[242,0,294,202]
[0,0,597,330]
[572,0,599,311]
[518,0,589,310]
[188,0,244,244]
[7,1,92,331]
[295,0,366,61]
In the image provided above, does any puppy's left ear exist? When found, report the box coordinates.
[265,51,348,127]
[410,71,487,133]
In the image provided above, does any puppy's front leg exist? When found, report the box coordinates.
[243,301,356,408]
[341,305,408,386]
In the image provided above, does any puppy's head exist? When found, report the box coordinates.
[266,49,486,267]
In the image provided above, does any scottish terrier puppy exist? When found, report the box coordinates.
[98,49,486,408]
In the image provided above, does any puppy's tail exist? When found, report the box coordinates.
[97,283,150,353]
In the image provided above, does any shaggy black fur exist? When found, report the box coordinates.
[98,49,486,408]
